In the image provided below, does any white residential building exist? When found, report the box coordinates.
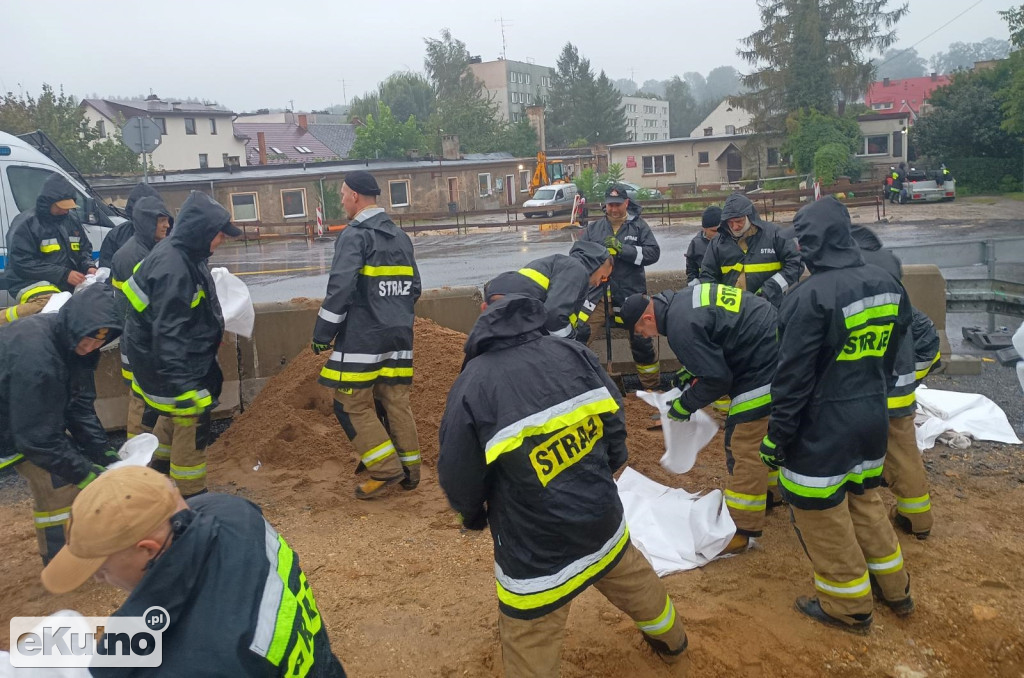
[689,100,754,138]
[621,96,670,142]
[468,59,556,123]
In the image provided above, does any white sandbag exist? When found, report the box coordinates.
[616,467,736,576]
[634,388,719,474]
[106,433,158,470]
[72,267,110,293]
[211,267,255,338]
[914,386,1022,450]
[40,292,72,314]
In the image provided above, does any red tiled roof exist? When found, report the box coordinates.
[232,123,340,164]
[864,75,952,115]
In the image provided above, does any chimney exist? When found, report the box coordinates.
[526,105,546,152]
[441,134,460,160]
[298,114,308,131]
[930,72,938,81]
[883,77,890,87]
[257,131,267,166]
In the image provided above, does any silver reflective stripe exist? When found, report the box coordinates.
[842,293,902,319]
[398,451,421,463]
[551,324,573,338]
[318,307,347,324]
[121,353,131,366]
[633,248,644,266]
[692,284,702,306]
[484,387,615,458]
[250,521,285,657]
[781,458,884,489]
[915,359,934,371]
[894,372,915,388]
[867,550,903,572]
[583,300,596,312]
[125,277,150,308]
[731,384,771,406]
[362,442,395,465]
[70,236,81,243]
[494,516,626,594]
[814,573,870,596]
[41,238,59,247]
[770,272,789,292]
[34,511,71,526]
[329,350,413,363]
[348,206,386,225]
[687,278,698,288]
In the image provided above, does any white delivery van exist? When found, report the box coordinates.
[523,183,578,218]
[0,131,124,273]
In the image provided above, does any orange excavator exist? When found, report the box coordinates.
[529,152,568,195]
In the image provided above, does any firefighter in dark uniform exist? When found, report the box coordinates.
[0,284,122,563]
[313,171,422,499]
[761,197,914,633]
[439,292,687,676]
[98,181,161,268]
[685,205,721,285]
[851,225,940,539]
[511,240,612,338]
[122,191,238,498]
[578,184,661,388]
[699,193,801,308]
[2,174,96,325]
[621,285,778,554]
[110,196,174,469]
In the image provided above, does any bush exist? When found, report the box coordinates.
[784,110,861,174]
[813,143,851,186]
[998,174,1022,193]
[934,157,1024,192]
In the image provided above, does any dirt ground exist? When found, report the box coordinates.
[1,318,1023,677]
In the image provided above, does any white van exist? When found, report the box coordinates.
[0,131,123,272]
[523,183,578,218]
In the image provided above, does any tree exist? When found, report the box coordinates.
[423,29,481,100]
[736,0,908,131]
[546,43,628,147]
[499,119,540,157]
[704,66,743,103]
[638,79,667,98]
[998,6,1024,139]
[349,72,435,125]
[783,109,861,173]
[613,78,638,96]
[664,76,701,137]
[873,47,928,80]
[1002,5,1024,49]
[930,38,1011,74]
[350,103,426,160]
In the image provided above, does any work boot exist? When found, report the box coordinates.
[721,534,749,555]
[893,512,930,540]
[870,575,915,617]
[354,461,367,475]
[766,491,787,512]
[794,596,872,635]
[643,631,688,664]
[400,464,420,491]
[355,474,404,500]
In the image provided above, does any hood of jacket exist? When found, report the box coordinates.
[131,196,174,249]
[349,207,396,238]
[792,197,864,273]
[34,173,77,223]
[652,289,676,335]
[463,294,548,364]
[124,182,160,218]
[568,240,610,274]
[851,224,901,280]
[57,283,123,352]
[717,193,767,237]
[169,191,231,259]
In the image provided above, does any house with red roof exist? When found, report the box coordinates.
[864,74,951,122]
[233,115,341,165]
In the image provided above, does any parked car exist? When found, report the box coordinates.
[523,183,578,218]
[619,181,663,200]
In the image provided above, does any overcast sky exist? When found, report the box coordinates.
[0,0,1013,112]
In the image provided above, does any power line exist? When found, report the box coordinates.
[875,0,986,69]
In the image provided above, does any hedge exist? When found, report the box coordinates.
[930,156,1024,192]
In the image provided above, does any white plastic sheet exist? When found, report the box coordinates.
[634,388,719,474]
[106,433,158,470]
[0,611,91,677]
[616,467,736,576]
[914,386,1022,450]
[40,292,72,314]
[211,267,255,338]
[73,267,110,293]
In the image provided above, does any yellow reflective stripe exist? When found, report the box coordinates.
[569,313,578,326]
[4,307,18,323]
[896,494,931,514]
[190,288,206,308]
[170,462,207,480]
[636,362,660,374]
[33,507,72,526]
[766,470,779,486]
[866,544,904,575]
[361,440,396,467]
[111,278,124,290]
[267,534,297,665]
[915,352,941,380]
[779,459,884,498]
[700,283,712,307]
[123,277,150,313]
[397,449,421,465]
[887,392,916,410]
[636,595,677,636]
[320,366,414,383]
[359,265,414,277]
[19,284,60,303]
[121,367,134,381]
[71,242,81,251]
[484,394,620,465]
[814,571,870,598]
[496,525,630,611]
[131,382,212,415]
[39,239,61,253]
[517,267,550,290]
[724,489,767,511]
[577,310,590,323]
[153,445,172,461]
[845,304,900,330]
[721,261,782,274]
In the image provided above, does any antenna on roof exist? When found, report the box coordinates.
[496,16,512,60]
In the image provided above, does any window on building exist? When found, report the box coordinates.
[281,188,307,218]
[185,118,197,135]
[892,130,903,157]
[511,92,520,104]
[663,133,669,139]
[510,71,516,83]
[703,127,713,137]
[662,107,668,115]
[641,154,676,175]
[626,104,637,113]
[860,134,890,156]
[270,146,284,155]
[643,105,657,114]
[519,169,530,192]
[230,193,259,221]
[511,112,521,123]
[767,147,781,166]
[198,153,209,169]
[209,118,217,134]
[725,125,736,135]
[871,102,894,110]
[698,151,710,166]
[525,73,531,84]
[478,173,492,196]
[663,120,668,127]
[526,93,534,105]
[644,133,659,141]
[153,117,166,135]
[389,181,410,208]
[627,118,638,127]
[96,120,106,138]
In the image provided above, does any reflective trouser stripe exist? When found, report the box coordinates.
[729,385,771,416]
[814,571,871,599]
[33,507,71,527]
[636,362,660,374]
[170,462,207,480]
[153,444,172,461]
[361,440,396,467]
[636,595,677,636]
[320,366,414,383]
[887,392,916,410]
[724,489,767,512]
[19,284,60,303]
[767,470,779,488]
[780,459,884,499]
[896,493,931,514]
[397,450,421,466]
[866,545,904,575]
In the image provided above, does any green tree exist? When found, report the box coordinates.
[665,76,700,137]
[499,119,539,157]
[350,103,426,160]
[930,38,1011,74]
[737,0,908,130]
[349,72,435,124]
[1001,5,1024,48]
[546,43,627,147]
[424,29,481,100]
[783,109,861,173]
[813,142,853,184]
[872,47,928,80]
[998,6,1024,139]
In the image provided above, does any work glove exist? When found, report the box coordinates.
[666,398,691,423]
[458,509,488,532]
[759,436,784,470]
[671,367,695,390]
[603,235,624,256]
[98,448,121,466]
[76,464,105,489]
[311,341,332,355]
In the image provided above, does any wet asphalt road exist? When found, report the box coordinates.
[212,216,1023,304]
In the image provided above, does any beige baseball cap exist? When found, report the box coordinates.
[41,467,181,594]
[53,198,78,210]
